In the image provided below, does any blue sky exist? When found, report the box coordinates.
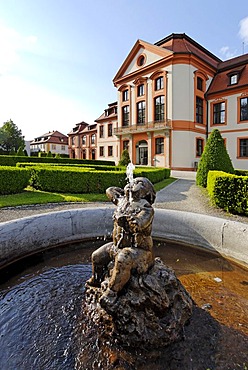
[0,0,248,140]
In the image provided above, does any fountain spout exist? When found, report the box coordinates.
[126,162,135,203]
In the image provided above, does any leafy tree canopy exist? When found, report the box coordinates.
[0,119,25,154]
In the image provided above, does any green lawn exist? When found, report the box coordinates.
[0,178,176,208]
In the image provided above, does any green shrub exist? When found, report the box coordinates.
[118,149,131,166]
[235,169,248,176]
[29,167,127,193]
[207,170,248,215]
[196,129,234,187]
[0,166,31,195]
[38,152,47,158]
[0,155,115,167]
[28,166,169,194]
[16,147,25,156]
[134,167,170,183]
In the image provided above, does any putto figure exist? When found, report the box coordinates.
[87,177,156,298]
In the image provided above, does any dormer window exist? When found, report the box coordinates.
[230,74,238,85]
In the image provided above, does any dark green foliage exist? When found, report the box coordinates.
[0,119,25,154]
[29,168,127,193]
[38,152,47,158]
[29,166,169,194]
[196,129,234,188]
[118,149,131,166]
[235,169,248,176]
[207,170,248,215]
[0,155,115,167]
[134,167,170,183]
[46,151,53,158]
[16,147,25,156]
[0,167,31,195]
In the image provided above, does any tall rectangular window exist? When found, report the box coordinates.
[137,84,144,96]
[122,106,129,126]
[196,97,203,124]
[154,96,164,121]
[91,134,96,144]
[240,97,248,121]
[197,77,203,91]
[108,146,113,156]
[137,101,146,124]
[82,135,86,145]
[99,125,104,138]
[123,141,129,150]
[196,138,204,156]
[108,123,113,137]
[123,89,128,101]
[155,137,164,154]
[213,102,225,124]
[240,139,248,157]
[155,77,164,91]
[99,146,104,156]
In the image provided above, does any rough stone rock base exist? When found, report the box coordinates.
[84,257,193,348]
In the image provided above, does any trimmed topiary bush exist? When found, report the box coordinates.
[196,129,234,187]
[0,166,31,195]
[118,149,131,167]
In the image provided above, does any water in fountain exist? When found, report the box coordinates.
[0,240,247,369]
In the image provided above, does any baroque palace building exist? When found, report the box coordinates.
[68,33,248,170]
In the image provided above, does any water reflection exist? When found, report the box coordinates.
[0,240,247,369]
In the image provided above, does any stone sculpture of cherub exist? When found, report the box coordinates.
[87,177,156,301]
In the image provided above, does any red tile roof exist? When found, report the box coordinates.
[207,54,248,96]
[155,33,221,69]
[30,130,68,145]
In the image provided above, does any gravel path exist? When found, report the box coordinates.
[1,171,248,224]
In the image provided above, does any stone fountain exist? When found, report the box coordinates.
[84,165,193,351]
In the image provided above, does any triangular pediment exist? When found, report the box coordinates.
[113,39,172,84]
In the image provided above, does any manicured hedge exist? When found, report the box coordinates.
[29,166,170,194]
[235,169,248,176]
[207,170,248,215]
[16,162,122,171]
[0,155,115,167]
[29,168,127,193]
[0,166,31,195]
[134,167,170,183]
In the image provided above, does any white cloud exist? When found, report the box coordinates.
[239,16,248,44]
[219,46,237,60]
[0,22,37,75]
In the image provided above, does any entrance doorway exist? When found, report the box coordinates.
[136,140,148,165]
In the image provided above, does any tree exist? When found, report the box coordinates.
[118,149,131,166]
[196,129,235,187]
[0,119,25,154]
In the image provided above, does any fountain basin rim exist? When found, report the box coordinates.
[0,207,247,268]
